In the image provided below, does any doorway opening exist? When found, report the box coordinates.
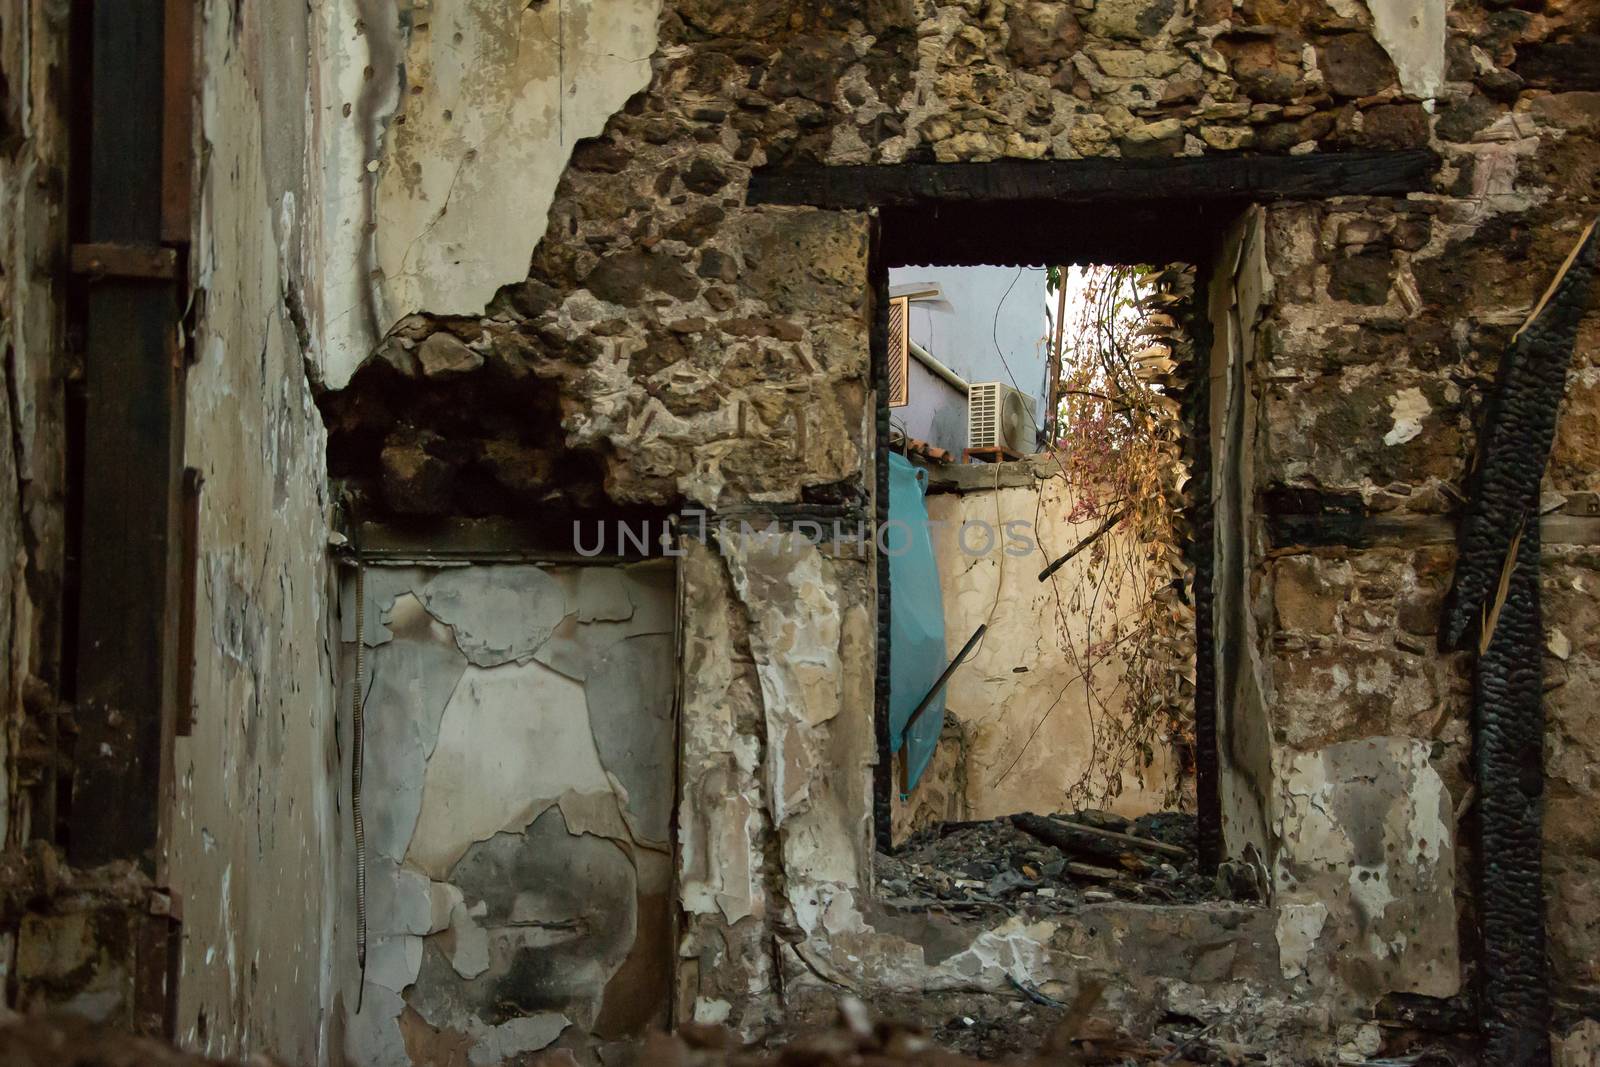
[875,243,1223,920]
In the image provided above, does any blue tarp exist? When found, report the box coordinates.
[886,452,947,792]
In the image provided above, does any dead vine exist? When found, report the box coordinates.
[1032,264,1197,810]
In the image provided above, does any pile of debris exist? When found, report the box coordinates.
[0,1012,266,1067]
[647,993,1279,1066]
[877,810,1214,918]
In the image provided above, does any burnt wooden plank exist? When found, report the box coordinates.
[1267,511,1600,552]
[355,516,639,563]
[160,0,195,245]
[87,1,165,242]
[1010,812,1189,866]
[1266,512,1458,550]
[1513,35,1600,92]
[748,151,1437,209]
[173,468,202,738]
[72,281,182,868]
[71,0,182,870]
[869,216,894,853]
[1182,260,1220,874]
[132,906,181,1039]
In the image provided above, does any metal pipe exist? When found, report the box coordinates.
[909,339,969,393]
[902,623,987,736]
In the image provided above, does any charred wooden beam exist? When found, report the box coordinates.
[1513,35,1600,93]
[71,0,184,871]
[747,151,1437,209]
[1183,261,1220,875]
[870,218,895,853]
[880,199,1237,271]
[1267,510,1600,552]
[1443,218,1600,652]
[1011,812,1191,865]
[1440,217,1600,1067]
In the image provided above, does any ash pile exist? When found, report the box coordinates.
[877,810,1219,917]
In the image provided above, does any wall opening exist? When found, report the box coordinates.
[867,202,1243,880]
[875,254,1218,920]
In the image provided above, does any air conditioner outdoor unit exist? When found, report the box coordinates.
[967,381,1037,453]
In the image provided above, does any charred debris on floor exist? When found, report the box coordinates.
[876,809,1250,920]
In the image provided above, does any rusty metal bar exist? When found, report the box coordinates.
[173,468,202,737]
[70,241,178,281]
[160,0,194,245]
[900,623,987,738]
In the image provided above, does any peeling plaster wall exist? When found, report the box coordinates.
[676,534,875,1033]
[1209,208,1275,867]
[164,1,342,1061]
[1365,0,1448,104]
[1273,739,1458,1000]
[377,0,661,326]
[676,531,1351,1055]
[0,0,68,849]
[309,0,663,389]
[922,472,1181,822]
[340,561,676,1066]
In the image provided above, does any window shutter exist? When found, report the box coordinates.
[888,296,909,407]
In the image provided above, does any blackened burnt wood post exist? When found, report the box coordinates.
[1440,218,1599,1067]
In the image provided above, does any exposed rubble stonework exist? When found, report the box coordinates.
[2,0,1600,1064]
[310,0,667,387]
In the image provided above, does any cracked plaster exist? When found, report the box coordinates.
[312,0,663,388]
[925,475,1181,820]
[345,561,674,1065]
[1273,738,1459,1000]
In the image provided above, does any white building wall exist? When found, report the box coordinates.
[888,264,1050,449]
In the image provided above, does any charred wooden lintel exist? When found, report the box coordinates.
[748,152,1438,209]
[870,217,894,854]
[1267,511,1600,551]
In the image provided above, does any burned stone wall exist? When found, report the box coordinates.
[319,203,874,518]
[0,0,1580,1061]
[307,0,1600,1059]
[1251,189,1600,1037]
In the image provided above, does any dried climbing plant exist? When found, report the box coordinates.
[1021,264,1197,808]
